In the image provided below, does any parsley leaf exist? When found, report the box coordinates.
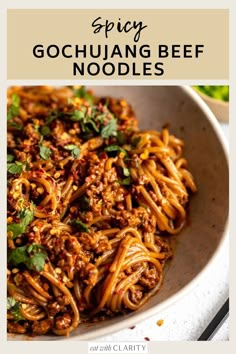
[39,145,52,160]
[101,119,117,139]
[7,297,25,322]
[64,144,80,158]
[8,243,47,272]
[72,220,89,232]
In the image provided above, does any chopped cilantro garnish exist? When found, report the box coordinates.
[104,145,127,156]
[7,206,35,239]
[70,109,85,121]
[39,145,52,160]
[40,126,51,136]
[72,220,89,232]
[101,119,117,139]
[7,297,25,322]
[73,86,93,103]
[8,243,47,272]
[131,136,141,147]
[122,167,130,177]
[7,94,20,120]
[64,144,80,158]
[78,195,90,211]
[117,131,127,144]
[7,154,15,162]
[46,110,62,125]
[119,176,131,186]
[7,161,29,175]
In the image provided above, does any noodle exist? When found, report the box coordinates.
[7,86,196,336]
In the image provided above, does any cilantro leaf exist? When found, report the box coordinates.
[117,131,127,145]
[7,154,15,162]
[40,126,51,136]
[78,195,90,211]
[7,121,23,130]
[7,160,30,174]
[46,110,62,125]
[101,119,117,139]
[7,94,20,120]
[8,243,47,272]
[7,296,17,310]
[7,206,35,239]
[72,220,89,232]
[7,297,25,322]
[18,208,34,227]
[131,136,141,147]
[119,176,131,186]
[64,144,80,158]
[73,86,93,103]
[7,224,25,239]
[7,161,24,174]
[39,145,52,160]
[70,109,85,121]
[104,145,127,156]
[122,167,130,177]
[8,245,29,265]
[25,251,47,272]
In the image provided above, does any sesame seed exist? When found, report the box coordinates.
[7,231,13,238]
[13,192,20,200]
[7,217,13,224]
[69,129,76,135]
[37,187,44,194]
[157,319,164,326]
[12,268,19,274]
[54,172,61,179]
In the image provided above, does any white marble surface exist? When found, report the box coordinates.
[98,121,229,342]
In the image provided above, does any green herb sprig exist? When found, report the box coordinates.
[8,243,47,272]
[7,206,35,239]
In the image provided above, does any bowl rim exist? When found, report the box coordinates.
[9,85,229,341]
[192,87,229,107]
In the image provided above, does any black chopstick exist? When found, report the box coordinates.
[197,298,229,341]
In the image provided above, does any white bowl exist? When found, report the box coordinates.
[193,88,229,123]
[9,86,228,341]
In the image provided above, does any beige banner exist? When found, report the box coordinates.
[7,9,229,80]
